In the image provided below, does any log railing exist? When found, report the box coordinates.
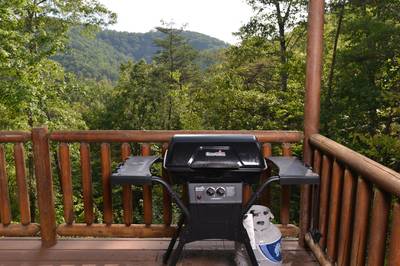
[307,134,400,266]
[0,129,303,246]
[0,131,40,238]
[51,130,303,240]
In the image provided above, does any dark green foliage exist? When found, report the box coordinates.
[320,0,400,171]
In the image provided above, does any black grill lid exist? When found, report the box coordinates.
[164,134,266,171]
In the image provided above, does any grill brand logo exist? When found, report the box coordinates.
[205,151,226,157]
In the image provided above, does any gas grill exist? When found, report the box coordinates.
[111,134,319,266]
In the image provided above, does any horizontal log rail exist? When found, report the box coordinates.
[0,131,31,143]
[49,130,303,143]
[310,134,400,197]
[307,134,400,265]
[56,223,299,238]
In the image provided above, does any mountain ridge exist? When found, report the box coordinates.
[53,28,229,81]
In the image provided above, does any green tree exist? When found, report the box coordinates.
[153,21,201,129]
[0,0,116,129]
[239,0,307,92]
[320,0,400,170]
[103,60,165,130]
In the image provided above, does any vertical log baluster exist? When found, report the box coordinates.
[80,143,93,225]
[318,154,332,249]
[310,149,322,232]
[367,188,391,266]
[281,143,292,226]
[141,143,152,226]
[312,149,322,176]
[337,169,356,266]
[260,143,272,207]
[326,160,344,261]
[101,143,112,225]
[59,143,74,225]
[162,143,172,226]
[0,145,11,225]
[388,198,400,265]
[32,127,56,247]
[121,142,133,226]
[14,143,30,225]
[350,177,372,266]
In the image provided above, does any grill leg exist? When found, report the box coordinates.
[163,216,185,264]
[167,229,187,266]
[242,228,258,266]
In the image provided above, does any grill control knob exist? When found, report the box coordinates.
[206,187,215,196]
[216,187,226,196]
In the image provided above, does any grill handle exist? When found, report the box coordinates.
[189,162,240,169]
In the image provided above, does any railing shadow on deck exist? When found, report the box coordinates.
[0,128,399,265]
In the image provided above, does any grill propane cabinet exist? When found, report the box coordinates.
[110,135,319,266]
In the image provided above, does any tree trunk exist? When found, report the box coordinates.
[324,0,346,134]
[274,0,288,91]
[326,0,346,107]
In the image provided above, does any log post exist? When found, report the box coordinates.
[32,127,57,247]
[301,0,325,246]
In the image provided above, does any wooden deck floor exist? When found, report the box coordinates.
[0,238,317,266]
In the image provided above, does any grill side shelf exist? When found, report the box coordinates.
[110,156,161,185]
[267,156,320,185]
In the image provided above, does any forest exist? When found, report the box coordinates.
[0,0,399,224]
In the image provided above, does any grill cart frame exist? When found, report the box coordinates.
[110,135,319,266]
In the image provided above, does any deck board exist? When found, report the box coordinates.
[0,238,317,266]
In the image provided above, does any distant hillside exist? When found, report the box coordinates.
[53,28,229,81]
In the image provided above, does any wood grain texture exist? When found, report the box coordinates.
[350,177,371,266]
[162,143,172,226]
[0,224,39,236]
[141,143,152,226]
[0,145,11,226]
[0,131,30,142]
[100,143,112,225]
[299,184,311,247]
[32,127,57,247]
[318,155,332,249]
[281,143,292,226]
[55,223,298,238]
[121,142,133,226]
[50,130,303,143]
[13,143,30,225]
[57,223,176,238]
[337,169,356,266]
[0,238,317,265]
[305,232,333,266]
[80,143,93,225]
[310,134,400,197]
[367,188,390,266]
[326,160,343,261]
[260,143,272,207]
[59,143,74,225]
[388,198,400,266]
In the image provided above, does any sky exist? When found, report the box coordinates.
[98,0,254,44]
